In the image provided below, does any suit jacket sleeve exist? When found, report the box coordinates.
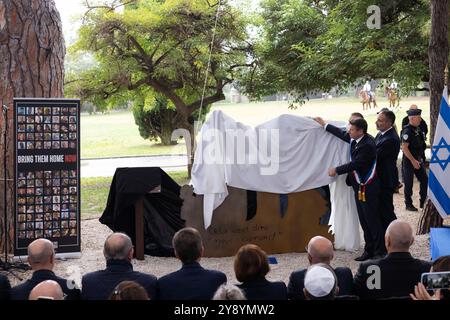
[353,263,369,299]
[287,272,305,300]
[336,268,355,296]
[0,275,11,301]
[377,138,400,161]
[336,142,374,176]
[325,124,351,143]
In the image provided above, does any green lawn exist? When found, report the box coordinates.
[81,96,431,159]
[80,112,187,158]
[81,171,189,219]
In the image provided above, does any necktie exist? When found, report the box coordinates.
[351,140,356,153]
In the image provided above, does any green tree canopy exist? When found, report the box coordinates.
[66,0,253,151]
[239,0,431,102]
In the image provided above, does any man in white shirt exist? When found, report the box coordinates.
[363,81,373,100]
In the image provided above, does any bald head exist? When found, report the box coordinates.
[103,233,133,261]
[29,280,64,300]
[385,220,414,252]
[409,104,418,110]
[27,239,55,270]
[307,236,334,264]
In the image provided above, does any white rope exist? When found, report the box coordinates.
[197,0,222,125]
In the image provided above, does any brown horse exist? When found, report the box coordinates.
[385,86,400,109]
[359,90,377,110]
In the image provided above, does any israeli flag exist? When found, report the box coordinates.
[429,86,450,218]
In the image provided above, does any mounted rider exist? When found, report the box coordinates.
[389,79,399,96]
[363,81,374,101]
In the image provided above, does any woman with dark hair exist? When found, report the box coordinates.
[234,244,287,300]
[109,281,149,300]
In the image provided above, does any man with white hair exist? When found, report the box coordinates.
[287,236,353,299]
[29,280,64,300]
[303,264,339,300]
[11,239,80,300]
[81,232,157,300]
[354,220,431,299]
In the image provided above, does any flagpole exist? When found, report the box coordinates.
[445,64,448,87]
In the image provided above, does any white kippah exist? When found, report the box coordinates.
[304,265,336,298]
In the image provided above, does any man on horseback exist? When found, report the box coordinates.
[389,79,399,96]
[363,81,374,101]
[386,79,400,108]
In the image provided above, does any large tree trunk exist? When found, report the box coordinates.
[0,0,65,254]
[417,0,448,234]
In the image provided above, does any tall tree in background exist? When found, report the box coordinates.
[418,0,448,234]
[67,0,253,175]
[0,0,65,253]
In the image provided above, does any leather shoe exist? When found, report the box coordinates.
[354,252,372,261]
[394,183,403,194]
[406,204,418,212]
[420,200,425,209]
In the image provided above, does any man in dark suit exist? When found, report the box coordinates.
[314,117,384,261]
[157,227,226,300]
[0,274,11,300]
[288,236,353,299]
[354,220,431,299]
[82,232,157,300]
[10,239,80,300]
[375,110,400,233]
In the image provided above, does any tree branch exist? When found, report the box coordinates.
[187,92,225,112]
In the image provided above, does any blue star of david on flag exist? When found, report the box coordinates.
[430,137,450,170]
[428,86,450,218]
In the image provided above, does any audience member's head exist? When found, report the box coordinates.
[103,233,134,262]
[307,236,334,265]
[431,255,450,272]
[385,220,414,253]
[109,281,149,300]
[234,244,269,283]
[212,284,246,300]
[27,238,55,271]
[303,263,338,300]
[431,255,450,300]
[172,227,204,264]
[28,280,64,300]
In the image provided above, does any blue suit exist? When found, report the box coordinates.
[287,267,354,300]
[237,278,287,300]
[157,262,226,300]
[11,270,81,300]
[81,259,157,300]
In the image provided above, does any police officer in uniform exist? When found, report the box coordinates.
[401,108,428,211]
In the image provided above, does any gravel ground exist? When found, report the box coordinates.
[5,183,440,288]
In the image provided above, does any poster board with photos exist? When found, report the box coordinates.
[14,98,81,257]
